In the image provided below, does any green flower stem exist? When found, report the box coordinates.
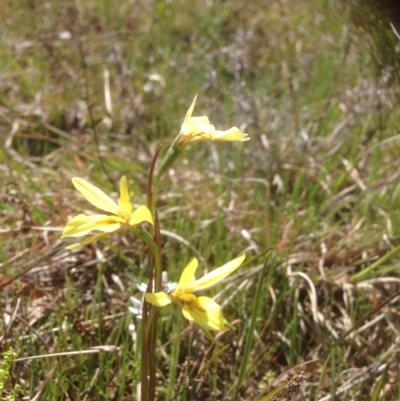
[152,141,182,212]
[156,142,181,181]
[143,138,178,400]
[140,300,149,401]
[145,307,157,340]
[134,227,162,291]
[150,178,160,217]
[133,224,162,401]
[132,226,160,401]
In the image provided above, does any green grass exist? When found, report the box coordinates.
[1,0,400,400]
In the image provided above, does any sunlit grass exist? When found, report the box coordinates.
[1,0,400,400]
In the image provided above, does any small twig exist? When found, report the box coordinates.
[83,367,100,401]
[0,299,21,344]
[15,346,119,362]
[103,66,113,117]
[390,22,400,41]
[1,310,49,350]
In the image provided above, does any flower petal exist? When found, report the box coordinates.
[61,214,123,237]
[184,95,197,124]
[182,296,226,331]
[176,258,198,290]
[194,254,246,290]
[213,127,249,142]
[186,116,211,126]
[145,292,172,307]
[181,123,216,141]
[65,232,111,250]
[118,176,133,216]
[129,205,154,225]
[72,177,119,215]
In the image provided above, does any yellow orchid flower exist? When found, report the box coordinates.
[155,96,249,181]
[145,254,246,331]
[62,176,153,250]
[176,96,249,147]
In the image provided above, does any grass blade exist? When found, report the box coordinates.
[233,252,270,401]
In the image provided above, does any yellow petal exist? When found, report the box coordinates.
[194,254,246,290]
[176,258,198,290]
[145,292,172,307]
[61,214,123,237]
[186,116,211,126]
[118,176,133,216]
[72,178,119,215]
[62,214,93,237]
[129,205,154,226]
[65,232,111,250]
[182,123,215,140]
[182,296,226,331]
[213,127,249,141]
[184,95,197,124]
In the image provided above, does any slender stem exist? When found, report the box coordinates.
[148,309,159,401]
[141,233,157,401]
[152,142,182,212]
[143,146,163,401]
[153,213,162,292]
[151,178,160,216]
[148,145,163,215]
[148,213,162,400]
[142,143,178,400]
[137,226,159,401]
[140,300,149,401]
[145,307,157,339]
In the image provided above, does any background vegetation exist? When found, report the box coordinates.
[1,0,400,399]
